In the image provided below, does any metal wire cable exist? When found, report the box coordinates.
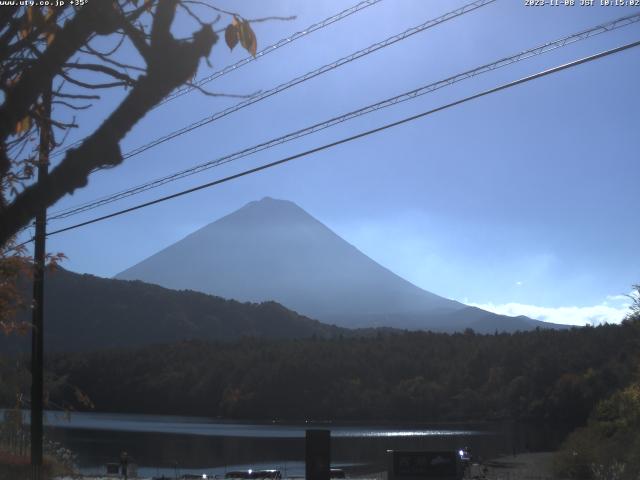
[121,0,495,159]
[50,0,384,157]
[31,38,640,241]
[162,0,384,105]
[47,11,640,221]
[49,0,496,166]
[47,0,496,218]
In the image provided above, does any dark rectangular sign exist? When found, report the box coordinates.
[305,429,330,480]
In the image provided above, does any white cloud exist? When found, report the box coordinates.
[466,300,631,327]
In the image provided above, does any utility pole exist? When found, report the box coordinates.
[31,81,52,480]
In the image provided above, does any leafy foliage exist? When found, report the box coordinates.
[0,253,31,336]
[0,249,65,337]
[554,381,640,479]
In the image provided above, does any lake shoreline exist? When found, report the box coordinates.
[51,453,558,480]
[0,410,567,478]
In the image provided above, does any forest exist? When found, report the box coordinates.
[1,311,639,478]
[31,319,638,425]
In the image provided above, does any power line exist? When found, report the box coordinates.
[48,11,640,221]
[51,0,384,157]
[120,0,496,161]
[162,0,384,105]
[51,0,496,165]
[35,39,640,241]
[49,0,497,219]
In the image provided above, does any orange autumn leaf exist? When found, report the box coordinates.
[14,116,30,135]
[238,20,257,57]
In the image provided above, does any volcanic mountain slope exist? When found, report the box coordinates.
[2,268,345,353]
[117,197,559,333]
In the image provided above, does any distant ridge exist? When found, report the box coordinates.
[116,197,564,333]
[0,268,346,354]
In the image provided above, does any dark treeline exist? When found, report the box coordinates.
[41,320,640,428]
[1,269,347,354]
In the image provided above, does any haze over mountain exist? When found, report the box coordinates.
[117,198,559,332]
[2,268,345,353]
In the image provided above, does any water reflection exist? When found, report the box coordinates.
[36,411,568,478]
[40,411,483,438]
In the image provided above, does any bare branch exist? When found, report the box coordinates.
[0,11,219,245]
[58,71,129,90]
[62,62,137,85]
[182,2,295,24]
[184,81,261,99]
[123,1,154,24]
[81,42,145,72]
[31,110,78,130]
[54,92,101,100]
[182,1,239,18]
[0,2,122,142]
[247,15,297,24]
[52,100,92,111]
[83,31,127,57]
[119,16,152,63]
[0,15,22,60]
[179,3,207,26]
[52,123,74,149]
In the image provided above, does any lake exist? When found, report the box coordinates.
[27,411,565,478]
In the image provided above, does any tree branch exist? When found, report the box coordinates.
[80,42,145,72]
[52,100,92,111]
[58,71,130,90]
[118,16,152,63]
[0,2,122,142]
[54,92,101,100]
[184,81,260,99]
[62,62,137,85]
[0,18,218,246]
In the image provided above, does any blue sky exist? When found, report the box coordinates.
[24,0,640,325]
